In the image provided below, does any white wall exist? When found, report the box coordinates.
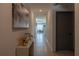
[0,4,26,56]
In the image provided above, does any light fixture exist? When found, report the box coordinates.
[39,9,42,12]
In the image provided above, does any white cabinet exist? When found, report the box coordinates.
[16,47,29,56]
[15,40,33,56]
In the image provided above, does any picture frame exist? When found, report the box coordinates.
[12,3,30,29]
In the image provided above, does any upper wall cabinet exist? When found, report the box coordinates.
[12,3,30,29]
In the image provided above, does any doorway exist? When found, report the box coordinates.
[34,15,48,56]
[56,12,74,55]
[35,15,47,45]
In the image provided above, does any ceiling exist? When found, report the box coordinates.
[23,3,74,12]
[24,3,74,7]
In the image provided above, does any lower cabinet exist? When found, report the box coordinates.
[15,40,34,56]
[16,48,29,56]
[29,43,34,56]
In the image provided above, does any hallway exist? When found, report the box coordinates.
[33,20,53,56]
[33,30,74,56]
[34,32,53,56]
[33,32,74,56]
[33,14,53,56]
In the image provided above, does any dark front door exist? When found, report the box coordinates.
[56,12,74,51]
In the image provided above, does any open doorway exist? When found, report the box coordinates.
[34,14,48,56]
[35,15,47,42]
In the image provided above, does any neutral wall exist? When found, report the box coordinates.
[53,4,74,11]
[75,4,79,56]
[0,4,26,56]
[47,7,53,51]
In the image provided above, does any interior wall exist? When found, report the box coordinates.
[0,4,27,56]
[53,4,74,11]
[75,4,79,56]
[47,7,53,51]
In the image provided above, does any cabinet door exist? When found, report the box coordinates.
[16,48,29,56]
[29,43,34,56]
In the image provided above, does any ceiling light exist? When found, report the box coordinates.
[39,9,42,12]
